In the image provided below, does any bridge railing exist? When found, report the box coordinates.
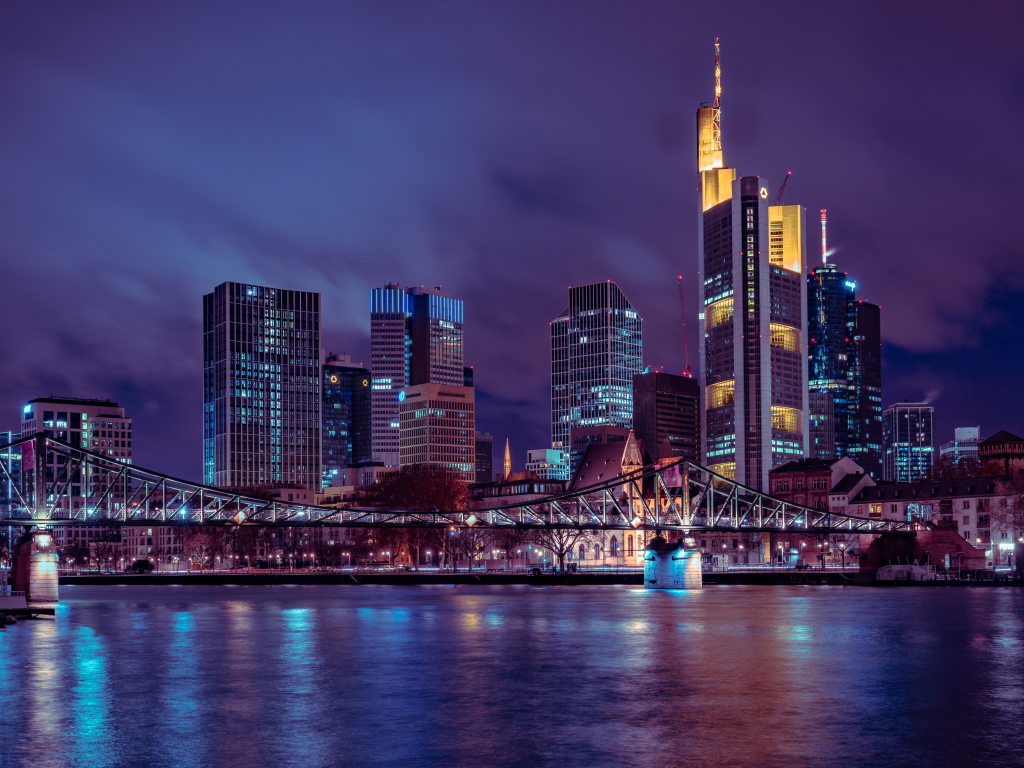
[0,435,913,534]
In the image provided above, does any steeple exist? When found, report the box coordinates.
[502,438,511,479]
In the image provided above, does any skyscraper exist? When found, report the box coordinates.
[321,353,372,488]
[631,371,700,463]
[370,284,464,467]
[696,42,808,490]
[203,282,321,490]
[882,401,934,481]
[474,430,493,483]
[550,281,643,451]
[0,431,20,516]
[845,299,882,477]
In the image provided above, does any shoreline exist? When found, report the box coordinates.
[57,572,1016,587]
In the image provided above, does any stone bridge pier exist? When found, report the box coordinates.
[644,535,702,589]
[12,529,59,604]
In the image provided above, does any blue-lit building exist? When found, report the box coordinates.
[321,353,372,488]
[0,430,21,517]
[807,265,883,477]
[370,284,465,467]
[550,281,643,452]
[203,282,321,490]
[883,402,934,482]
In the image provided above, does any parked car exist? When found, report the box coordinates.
[130,560,155,573]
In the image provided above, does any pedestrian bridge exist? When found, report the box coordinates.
[0,433,910,535]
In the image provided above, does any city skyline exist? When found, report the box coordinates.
[1,4,1022,481]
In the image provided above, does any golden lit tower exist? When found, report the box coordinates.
[696,39,808,490]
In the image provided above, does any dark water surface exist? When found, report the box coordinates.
[1,585,1023,767]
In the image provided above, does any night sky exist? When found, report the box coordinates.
[1,2,1022,480]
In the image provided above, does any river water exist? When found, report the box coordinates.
[1,585,1023,767]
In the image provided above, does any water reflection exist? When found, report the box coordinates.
[1,586,1023,767]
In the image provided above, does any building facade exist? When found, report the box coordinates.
[567,425,632,477]
[807,263,855,459]
[695,53,808,490]
[321,353,372,489]
[550,281,643,452]
[631,371,700,464]
[20,397,133,514]
[0,431,21,515]
[939,426,982,468]
[203,282,321,490]
[370,284,464,467]
[882,402,935,482]
[845,300,883,477]
[525,448,569,481]
[397,383,475,482]
[978,430,1024,475]
[474,431,493,483]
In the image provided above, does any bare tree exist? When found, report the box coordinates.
[993,471,1024,540]
[183,529,214,570]
[449,527,492,571]
[358,464,469,512]
[530,527,594,572]
[492,528,533,562]
[929,454,982,480]
[94,541,117,571]
[405,527,438,570]
[373,527,408,566]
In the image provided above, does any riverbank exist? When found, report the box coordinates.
[58,571,1021,587]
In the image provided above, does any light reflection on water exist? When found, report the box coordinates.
[0,585,1022,767]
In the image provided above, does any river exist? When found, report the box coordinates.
[1,585,1022,767]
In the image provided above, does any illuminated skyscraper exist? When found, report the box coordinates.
[203,282,321,490]
[370,284,464,466]
[807,256,883,476]
[550,281,643,451]
[883,401,934,481]
[696,42,808,490]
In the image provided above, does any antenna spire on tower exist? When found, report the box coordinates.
[712,37,722,156]
[821,209,828,264]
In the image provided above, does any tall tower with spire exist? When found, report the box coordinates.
[696,39,809,490]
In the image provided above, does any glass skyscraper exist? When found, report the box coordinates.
[807,265,883,476]
[203,282,321,490]
[883,402,934,481]
[370,284,464,467]
[550,281,643,451]
[321,353,372,488]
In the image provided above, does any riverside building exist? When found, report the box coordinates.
[203,282,322,490]
[696,41,808,491]
[370,284,464,467]
[550,281,643,453]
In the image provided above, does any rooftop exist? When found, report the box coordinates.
[27,397,120,408]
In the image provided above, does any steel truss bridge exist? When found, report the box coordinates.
[0,434,912,535]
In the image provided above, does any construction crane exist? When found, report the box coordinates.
[774,171,792,205]
[677,276,692,378]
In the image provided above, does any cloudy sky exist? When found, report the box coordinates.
[1,1,1022,479]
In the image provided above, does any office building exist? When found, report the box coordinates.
[696,46,808,490]
[463,366,474,387]
[0,431,21,515]
[19,397,132,513]
[845,299,883,477]
[940,427,981,467]
[474,431,493,483]
[808,392,835,460]
[807,261,855,459]
[525,448,569,481]
[397,383,475,481]
[203,282,321,490]
[550,281,643,452]
[631,371,700,463]
[882,402,935,482]
[321,353,372,489]
[370,284,464,467]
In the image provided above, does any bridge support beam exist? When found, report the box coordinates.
[644,535,701,590]
[12,529,59,604]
